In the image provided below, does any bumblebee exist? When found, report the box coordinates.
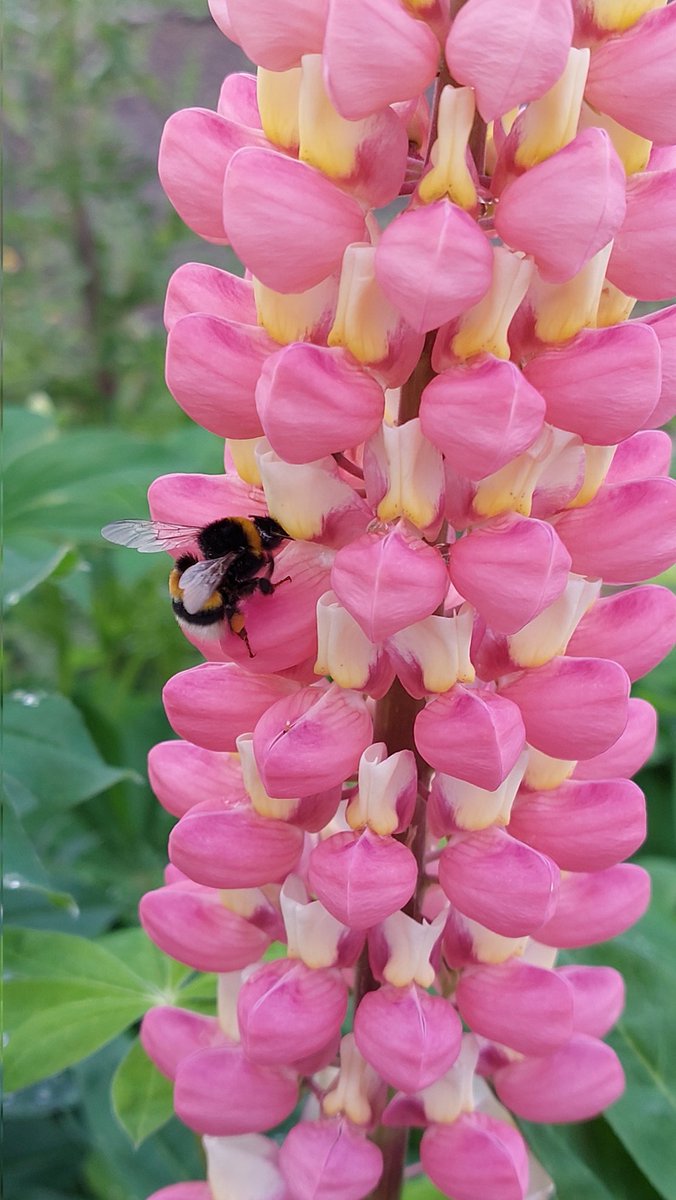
[101,515,290,656]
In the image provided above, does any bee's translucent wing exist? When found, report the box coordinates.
[101,519,203,553]
[179,554,237,614]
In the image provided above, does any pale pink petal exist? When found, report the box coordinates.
[148,741,246,817]
[557,964,625,1038]
[147,470,269,528]
[323,0,439,120]
[567,585,676,681]
[607,169,676,300]
[226,0,327,70]
[374,201,493,333]
[148,1186,211,1200]
[499,657,630,760]
[140,1007,222,1080]
[637,303,676,428]
[331,525,449,644]
[204,1134,288,1200]
[523,322,661,443]
[216,71,261,125]
[494,129,626,283]
[456,960,573,1055]
[604,430,673,486]
[534,863,651,947]
[139,882,272,973]
[508,778,646,871]
[238,960,348,1065]
[208,0,235,38]
[449,515,571,635]
[415,686,526,791]
[354,983,462,1092]
[446,0,574,122]
[256,344,384,463]
[174,1043,298,1135]
[164,263,257,330]
[158,108,266,242]
[308,830,417,930]
[279,1120,383,1200]
[573,697,657,780]
[420,358,545,480]
[439,828,559,938]
[554,478,676,584]
[169,801,304,889]
[421,1112,529,1200]
[494,1035,625,1123]
[162,663,298,752]
[223,148,366,293]
[585,6,676,145]
[253,683,372,799]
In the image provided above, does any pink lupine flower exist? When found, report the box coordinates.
[130,2,676,1196]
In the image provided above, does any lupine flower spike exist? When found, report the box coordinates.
[111,1,676,1197]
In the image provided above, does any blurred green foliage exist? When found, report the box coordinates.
[3,2,676,1199]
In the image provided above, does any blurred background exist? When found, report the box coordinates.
[4,3,676,1198]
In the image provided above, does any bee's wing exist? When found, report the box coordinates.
[101,519,203,553]
[179,554,237,614]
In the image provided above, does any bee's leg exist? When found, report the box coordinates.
[228,610,255,658]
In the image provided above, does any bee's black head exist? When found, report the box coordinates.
[252,516,289,548]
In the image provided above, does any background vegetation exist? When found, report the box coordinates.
[4,3,676,1197]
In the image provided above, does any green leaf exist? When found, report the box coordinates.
[111,1039,174,1147]
[403,1176,445,1199]
[5,926,155,994]
[519,1117,662,1200]
[102,927,193,998]
[5,996,148,1092]
[3,788,76,911]
[4,691,135,811]
[3,537,73,608]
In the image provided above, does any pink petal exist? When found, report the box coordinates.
[323,0,439,120]
[354,983,462,1092]
[421,1112,529,1200]
[554,478,676,584]
[208,0,235,38]
[566,585,676,681]
[147,470,269,528]
[331,526,449,644]
[604,430,673,486]
[494,1035,625,1123]
[169,801,304,888]
[439,828,559,938]
[585,5,676,145]
[216,71,261,126]
[148,741,246,817]
[557,964,625,1038]
[279,1120,383,1200]
[420,358,545,480]
[158,108,266,242]
[256,344,384,464]
[226,0,327,70]
[446,0,573,122]
[308,829,417,930]
[573,697,657,781]
[494,129,626,283]
[523,322,661,444]
[508,778,646,871]
[162,663,298,752]
[238,960,348,1065]
[607,169,676,301]
[637,303,676,428]
[174,1043,298,1135]
[374,201,493,333]
[449,515,571,635]
[456,960,574,1055]
[499,657,630,760]
[164,263,257,330]
[139,881,272,973]
[253,683,373,798]
[415,686,526,791]
[223,148,366,292]
[534,863,651,948]
[148,1187,211,1200]
[140,1006,222,1080]
[166,314,275,439]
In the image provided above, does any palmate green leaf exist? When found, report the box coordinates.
[112,1039,174,1147]
[3,785,76,911]
[403,1176,445,1199]
[4,691,136,813]
[5,926,154,991]
[102,927,193,998]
